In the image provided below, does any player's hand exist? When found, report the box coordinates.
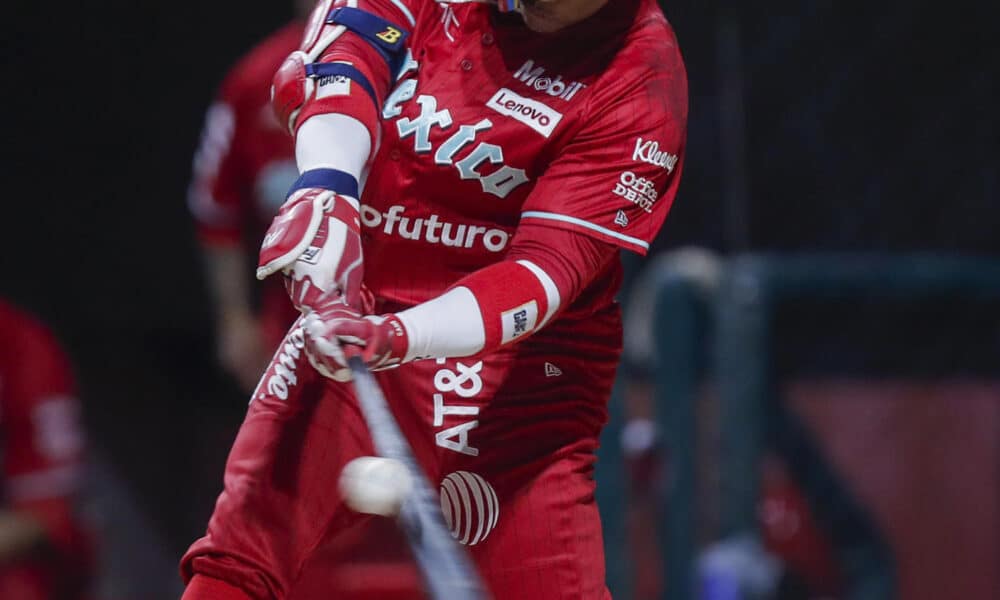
[256,188,363,311]
[301,298,409,381]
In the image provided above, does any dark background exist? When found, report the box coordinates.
[2,0,998,594]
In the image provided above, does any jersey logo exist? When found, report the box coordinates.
[386,88,531,199]
[544,362,563,377]
[360,204,512,252]
[615,210,630,228]
[440,471,499,546]
[254,325,307,402]
[433,359,484,457]
[613,171,657,213]
[513,59,586,101]
[633,137,679,172]
[486,88,562,138]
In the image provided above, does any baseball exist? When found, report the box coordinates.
[339,456,412,517]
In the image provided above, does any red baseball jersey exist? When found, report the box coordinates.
[361,0,687,331]
[189,21,305,246]
[0,300,91,599]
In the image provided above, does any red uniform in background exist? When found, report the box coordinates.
[188,21,303,349]
[0,300,92,600]
[184,1,687,598]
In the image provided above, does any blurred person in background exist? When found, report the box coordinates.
[0,299,93,600]
[188,0,317,393]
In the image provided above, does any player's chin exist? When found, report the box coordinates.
[520,1,563,33]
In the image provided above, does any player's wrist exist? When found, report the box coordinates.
[384,313,410,362]
[362,313,410,370]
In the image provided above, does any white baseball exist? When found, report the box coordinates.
[339,456,412,517]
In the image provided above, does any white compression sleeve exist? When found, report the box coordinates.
[396,287,486,361]
[296,113,372,199]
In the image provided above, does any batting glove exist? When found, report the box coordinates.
[257,187,363,311]
[302,299,409,381]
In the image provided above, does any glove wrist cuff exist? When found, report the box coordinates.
[382,314,411,366]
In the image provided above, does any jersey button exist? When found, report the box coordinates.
[389,149,401,161]
[460,59,473,71]
[481,32,494,45]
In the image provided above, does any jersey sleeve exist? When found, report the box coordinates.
[187,71,252,246]
[520,59,687,256]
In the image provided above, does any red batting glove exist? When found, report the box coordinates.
[257,188,364,311]
[302,299,410,381]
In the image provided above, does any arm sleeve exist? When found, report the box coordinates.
[504,222,618,316]
[520,57,687,255]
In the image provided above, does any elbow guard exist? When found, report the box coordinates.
[271,4,409,135]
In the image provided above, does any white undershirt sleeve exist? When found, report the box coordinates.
[296,113,373,199]
[396,287,486,361]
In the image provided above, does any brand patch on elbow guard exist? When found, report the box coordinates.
[500,300,538,344]
[316,64,353,99]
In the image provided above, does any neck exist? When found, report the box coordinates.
[520,0,611,34]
